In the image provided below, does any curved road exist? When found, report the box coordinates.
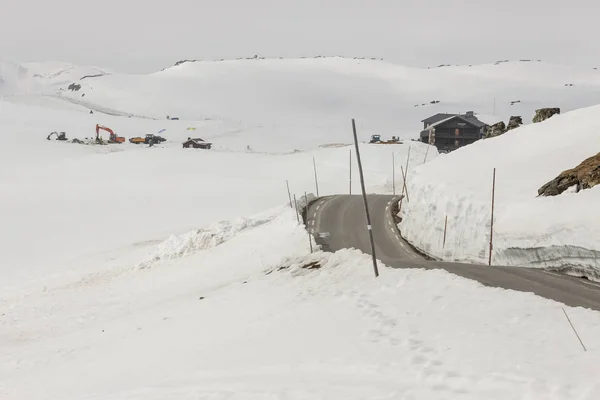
[306,195,600,311]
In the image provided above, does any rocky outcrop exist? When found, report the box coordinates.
[485,121,506,138]
[67,83,81,91]
[538,152,600,196]
[533,108,560,123]
[506,116,523,131]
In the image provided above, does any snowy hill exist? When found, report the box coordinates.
[2,56,600,399]
[400,104,600,278]
[3,57,600,149]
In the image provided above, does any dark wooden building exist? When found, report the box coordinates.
[420,111,489,152]
[182,138,212,149]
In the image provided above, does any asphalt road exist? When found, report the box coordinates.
[306,195,600,311]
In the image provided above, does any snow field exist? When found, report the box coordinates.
[2,207,600,399]
[2,56,600,399]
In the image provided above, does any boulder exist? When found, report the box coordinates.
[506,116,523,131]
[533,107,560,123]
[538,152,600,196]
[485,121,506,138]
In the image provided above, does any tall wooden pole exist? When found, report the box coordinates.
[304,191,313,253]
[352,119,379,278]
[392,152,396,195]
[313,156,320,197]
[286,180,292,208]
[443,215,448,248]
[293,194,300,223]
[489,168,496,266]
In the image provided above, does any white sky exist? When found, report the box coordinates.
[1,0,598,73]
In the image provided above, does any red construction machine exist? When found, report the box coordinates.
[95,124,125,143]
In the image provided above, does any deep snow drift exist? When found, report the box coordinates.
[399,104,600,278]
[3,207,600,399]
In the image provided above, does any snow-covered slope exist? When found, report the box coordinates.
[0,97,432,296]
[399,104,600,278]
[2,56,600,398]
[5,58,600,146]
[3,206,600,399]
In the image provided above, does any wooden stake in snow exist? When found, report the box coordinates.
[313,156,320,197]
[293,194,300,223]
[352,119,379,278]
[489,168,496,266]
[286,180,292,208]
[304,190,313,253]
[443,215,448,248]
[392,152,396,195]
[423,144,430,164]
[562,308,587,352]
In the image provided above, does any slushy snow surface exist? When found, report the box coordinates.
[400,105,600,278]
[2,57,600,398]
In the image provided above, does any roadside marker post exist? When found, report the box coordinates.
[562,308,587,352]
[352,119,379,278]
[392,152,396,195]
[293,194,300,223]
[313,156,320,197]
[443,215,448,248]
[286,180,292,208]
[489,168,496,266]
[304,191,314,253]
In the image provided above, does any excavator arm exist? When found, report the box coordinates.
[95,124,125,143]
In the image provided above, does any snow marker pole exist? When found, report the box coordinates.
[293,194,300,223]
[562,308,587,352]
[286,180,292,208]
[392,152,396,195]
[313,156,320,197]
[352,119,379,278]
[305,191,313,253]
[424,144,430,164]
[443,215,448,248]
[489,168,496,266]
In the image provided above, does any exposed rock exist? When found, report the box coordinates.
[538,153,600,196]
[506,116,523,131]
[67,83,81,91]
[485,121,506,138]
[533,107,560,123]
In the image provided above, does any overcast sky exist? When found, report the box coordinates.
[1,0,598,73]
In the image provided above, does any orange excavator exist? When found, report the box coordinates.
[95,124,125,143]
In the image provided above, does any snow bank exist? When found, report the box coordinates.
[399,104,600,277]
[137,209,281,269]
[3,205,600,399]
